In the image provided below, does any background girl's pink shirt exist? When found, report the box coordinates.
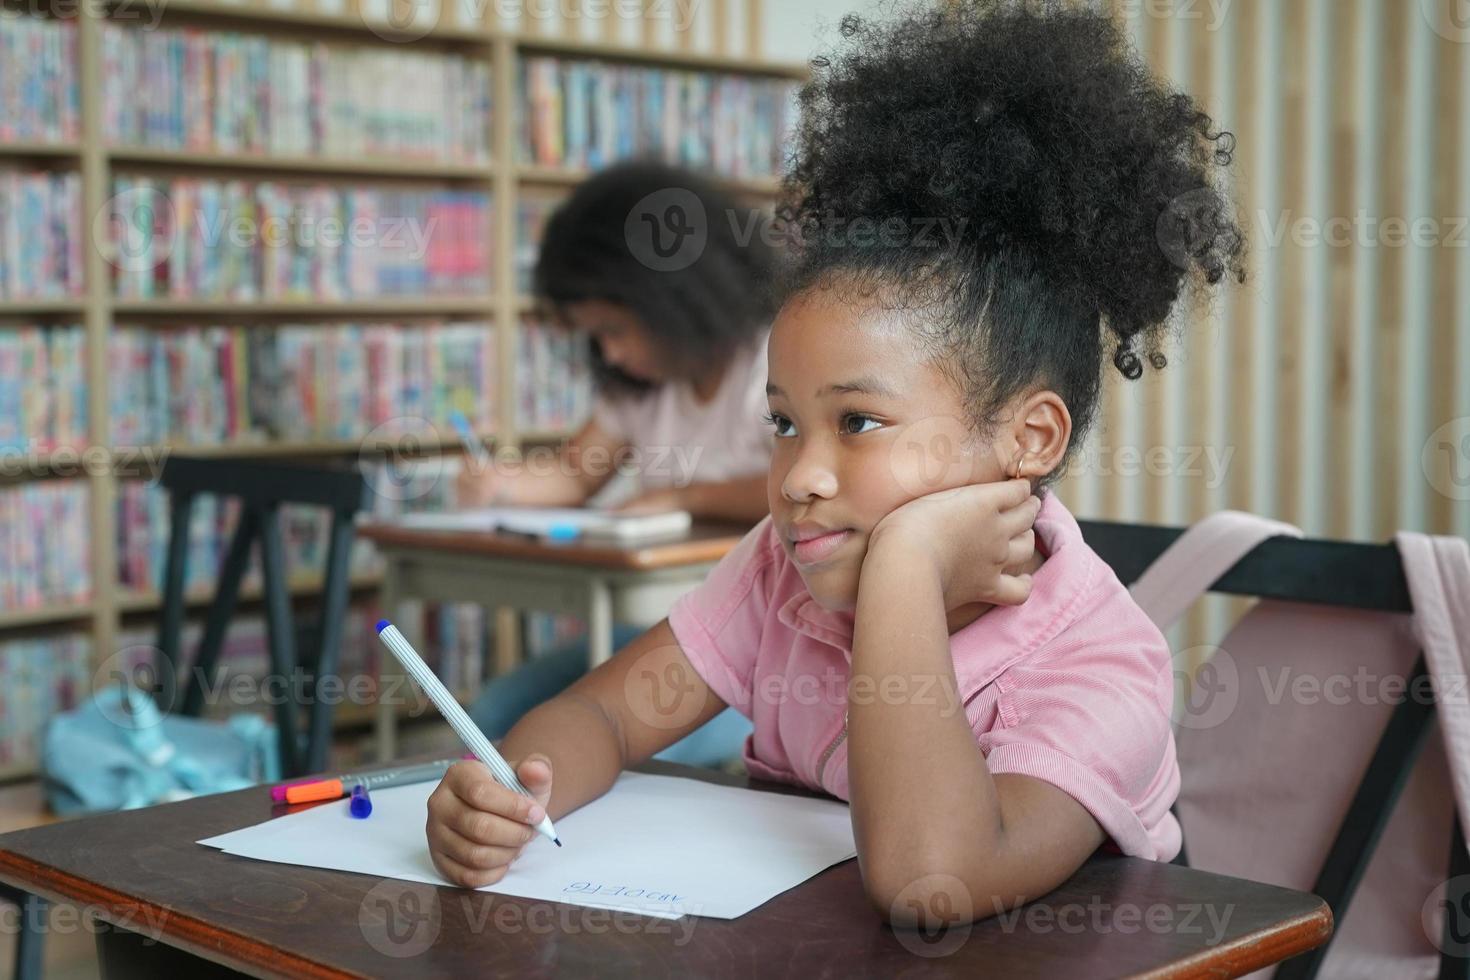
[667,490,1183,862]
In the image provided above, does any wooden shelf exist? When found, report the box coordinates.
[116,570,384,616]
[141,0,492,43]
[517,163,782,197]
[0,141,81,159]
[135,431,490,458]
[513,34,810,79]
[107,146,494,180]
[0,601,94,630]
[0,299,86,316]
[111,297,497,317]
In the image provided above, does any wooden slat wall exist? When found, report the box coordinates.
[1056,0,1469,560]
[518,0,1468,553]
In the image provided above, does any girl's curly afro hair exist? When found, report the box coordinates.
[779,0,1246,476]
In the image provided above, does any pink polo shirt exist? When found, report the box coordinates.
[667,489,1183,862]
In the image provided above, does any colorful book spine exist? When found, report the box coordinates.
[108,177,492,301]
[114,482,382,597]
[0,634,91,771]
[515,320,593,433]
[0,481,92,612]
[516,57,797,179]
[108,322,495,446]
[100,23,491,164]
[0,17,80,145]
[0,169,83,300]
[0,325,88,452]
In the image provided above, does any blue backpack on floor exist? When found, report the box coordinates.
[41,684,281,815]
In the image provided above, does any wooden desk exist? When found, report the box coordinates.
[358,522,748,759]
[0,761,1330,979]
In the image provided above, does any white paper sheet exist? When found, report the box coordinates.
[200,772,856,920]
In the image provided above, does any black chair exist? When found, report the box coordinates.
[1079,518,1466,980]
[1,882,46,980]
[153,456,371,778]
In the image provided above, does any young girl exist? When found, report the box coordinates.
[460,162,773,763]
[427,1,1244,923]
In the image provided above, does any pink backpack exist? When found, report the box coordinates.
[1099,511,1470,980]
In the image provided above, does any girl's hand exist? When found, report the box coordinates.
[455,463,501,508]
[866,477,1041,609]
[425,757,553,888]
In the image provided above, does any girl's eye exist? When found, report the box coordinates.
[841,413,882,435]
[764,412,797,438]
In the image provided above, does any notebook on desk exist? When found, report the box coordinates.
[396,506,694,543]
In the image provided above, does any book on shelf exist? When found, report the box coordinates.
[101,23,492,164]
[515,191,559,295]
[109,322,496,446]
[516,319,593,433]
[107,176,492,301]
[0,169,83,301]
[516,56,799,178]
[116,480,383,598]
[0,481,92,614]
[0,16,79,145]
[0,324,87,453]
[0,634,90,773]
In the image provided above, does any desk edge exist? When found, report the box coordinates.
[0,847,359,980]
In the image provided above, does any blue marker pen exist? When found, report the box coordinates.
[349,784,372,819]
[449,410,492,469]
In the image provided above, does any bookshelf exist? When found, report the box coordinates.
[0,0,803,780]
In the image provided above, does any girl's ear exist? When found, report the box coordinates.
[1009,391,1072,480]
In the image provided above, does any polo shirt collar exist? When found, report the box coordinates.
[773,490,1095,694]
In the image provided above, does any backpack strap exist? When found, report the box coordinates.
[1129,510,1304,631]
[1394,529,1470,855]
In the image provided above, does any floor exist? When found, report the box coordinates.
[0,717,466,980]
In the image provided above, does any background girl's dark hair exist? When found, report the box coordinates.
[781,0,1246,483]
[534,161,779,397]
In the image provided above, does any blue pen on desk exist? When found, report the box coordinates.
[349,784,372,819]
[376,619,561,847]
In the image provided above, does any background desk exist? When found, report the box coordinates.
[0,760,1330,979]
[357,523,748,759]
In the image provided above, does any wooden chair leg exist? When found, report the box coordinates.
[2,886,48,980]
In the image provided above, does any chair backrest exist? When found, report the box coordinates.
[1077,518,1463,980]
[153,456,372,778]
